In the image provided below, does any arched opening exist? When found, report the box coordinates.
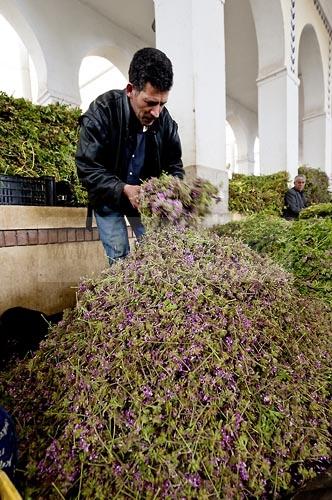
[225,0,258,115]
[225,0,258,176]
[298,24,325,170]
[0,14,38,102]
[226,121,238,178]
[79,55,127,111]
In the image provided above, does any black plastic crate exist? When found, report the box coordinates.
[0,175,55,206]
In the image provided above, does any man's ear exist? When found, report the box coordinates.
[126,83,133,97]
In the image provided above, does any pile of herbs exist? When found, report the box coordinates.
[0,91,86,204]
[139,173,219,228]
[298,166,331,205]
[1,216,331,497]
[214,215,332,307]
[228,171,288,215]
[299,202,332,219]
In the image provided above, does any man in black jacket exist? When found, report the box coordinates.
[283,175,309,219]
[76,47,184,263]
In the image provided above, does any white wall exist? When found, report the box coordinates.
[1,0,147,105]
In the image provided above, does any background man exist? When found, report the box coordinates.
[283,174,308,219]
[76,47,184,263]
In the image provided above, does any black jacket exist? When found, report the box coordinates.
[283,187,308,219]
[76,89,184,212]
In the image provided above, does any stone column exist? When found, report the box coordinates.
[154,0,229,223]
[257,67,299,180]
[302,112,329,173]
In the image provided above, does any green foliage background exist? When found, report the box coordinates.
[299,202,332,219]
[228,168,331,216]
[298,165,331,205]
[228,171,289,215]
[213,215,332,307]
[0,91,87,204]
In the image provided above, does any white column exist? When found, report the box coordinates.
[154,0,229,223]
[18,43,32,101]
[237,155,255,175]
[257,67,299,180]
[302,112,329,173]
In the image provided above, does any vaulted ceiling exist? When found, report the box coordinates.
[78,0,155,45]
[67,0,331,118]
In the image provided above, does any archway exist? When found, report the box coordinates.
[298,24,325,170]
[225,0,258,176]
[0,14,38,101]
[79,55,127,111]
[226,98,258,176]
[78,44,131,110]
[0,0,47,102]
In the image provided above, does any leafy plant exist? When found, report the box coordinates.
[0,91,87,204]
[214,215,332,306]
[228,171,289,215]
[298,166,331,205]
[299,202,332,219]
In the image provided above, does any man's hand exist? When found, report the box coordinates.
[123,184,141,209]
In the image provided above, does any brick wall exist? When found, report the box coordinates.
[0,226,134,247]
[0,227,100,247]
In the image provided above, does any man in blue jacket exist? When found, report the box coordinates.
[283,175,309,219]
[76,47,184,263]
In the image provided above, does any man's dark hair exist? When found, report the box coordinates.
[129,47,173,91]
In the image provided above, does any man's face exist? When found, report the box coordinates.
[294,178,305,191]
[127,82,169,127]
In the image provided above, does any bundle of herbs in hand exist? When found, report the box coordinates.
[138,174,219,228]
[1,223,331,498]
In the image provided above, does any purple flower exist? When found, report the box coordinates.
[124,409,135,427]
[185,472,201,488]
[225,336,233,350]
[221,429,233,449]
[142,385,153,401]
[235,412,243,431]
[236,461,249,481]
[184,252,195,265]
[242,317,252,329]
[112,462,122,476]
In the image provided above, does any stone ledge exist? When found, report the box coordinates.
[0,206,93,230]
